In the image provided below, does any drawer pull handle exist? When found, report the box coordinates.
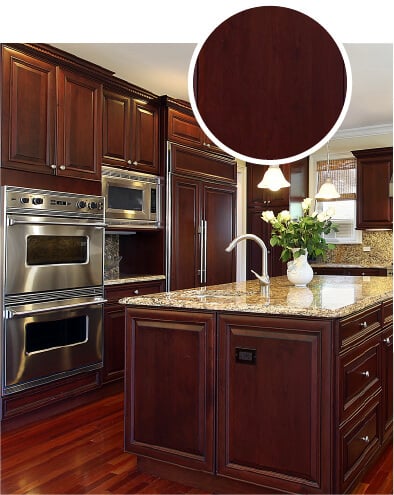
[384,337,391,345]
[360,435,370,443]
[134,289,139,295]
[360,321,368,328]
[361,371,370,378]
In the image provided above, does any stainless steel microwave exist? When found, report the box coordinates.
[102,166,161,229]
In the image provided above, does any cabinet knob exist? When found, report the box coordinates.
[133,161,138,166]
[267,200,271,204]
[127,159,132,165]
[383,337,391,345]
[59,165,66,171]
[360,321,368,328]
[50,164,57,170]
[133,289,139,295]
[360,435,370,443]
[361,370,370,378]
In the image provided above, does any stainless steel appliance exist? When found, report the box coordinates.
[1,186,106,395]
[102,166,161,229]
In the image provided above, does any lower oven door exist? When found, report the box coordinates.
[5,214,104,295]
[3,297,105,395]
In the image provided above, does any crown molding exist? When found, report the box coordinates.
[334,124,393,140]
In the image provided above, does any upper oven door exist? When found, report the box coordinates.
[5,215,104,295]
[103,176,154,222]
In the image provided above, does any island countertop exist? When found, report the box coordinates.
[119,274,392,318]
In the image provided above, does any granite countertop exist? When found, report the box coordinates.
[105,274,166,286]
[119,275,393,318]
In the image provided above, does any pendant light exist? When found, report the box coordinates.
[315,143,340,199]
[257,165,290,192]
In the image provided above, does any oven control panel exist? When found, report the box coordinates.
[5,187,104,216]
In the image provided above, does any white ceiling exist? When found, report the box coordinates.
[51,42,393,140]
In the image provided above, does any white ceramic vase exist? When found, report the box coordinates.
[286,249,314,287]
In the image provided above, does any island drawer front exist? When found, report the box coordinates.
[338,397,381,493]
[338,333,381,423]
[382,299,393,327]
[338,305,381,350]
[105,281,164,303]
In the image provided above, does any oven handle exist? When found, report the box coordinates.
[8,219,106,228]
[5,298,107,319]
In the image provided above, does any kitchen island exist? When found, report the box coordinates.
[121,275,392,494]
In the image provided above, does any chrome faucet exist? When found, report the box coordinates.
[225,234,270,286]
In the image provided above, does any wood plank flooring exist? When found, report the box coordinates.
[0,390,392,494]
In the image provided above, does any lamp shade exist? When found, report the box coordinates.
[257,165,290,191]
[315,177,340,199]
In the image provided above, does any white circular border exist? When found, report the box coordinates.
[188,4,353,165]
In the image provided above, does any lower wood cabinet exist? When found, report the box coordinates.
[124,299,392,494]
[312,266,388,276]
[103,280,164,383]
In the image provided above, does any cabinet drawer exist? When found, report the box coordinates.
[105,281,164,303]
[338,334,381,422]
[339,305,381,350]
[339,398,380,492]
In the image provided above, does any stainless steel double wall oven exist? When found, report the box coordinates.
[1,186,105,395]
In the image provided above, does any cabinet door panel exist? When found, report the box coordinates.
[132,100,159,174]
[381,327,393,443]
[125,309,215,472]
[170,176,200,290]
[102,304,125,383]
[218,314,331,491]
[57,69,102,180]
[2,47,56,173]
[102,90,131,167]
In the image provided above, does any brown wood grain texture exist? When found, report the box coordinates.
[0,391,391,494]
[194,6,347,161]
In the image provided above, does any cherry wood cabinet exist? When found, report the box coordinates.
[170,173,236,290]
[125,308,215,472]
[352,147,393,229]
[246,159,309,278]
[1,46,102,182]
[103,280,164,384]
[312,266,388,276]
[102,89,159,174]
[124,297,392,494]
[167,107,227,156]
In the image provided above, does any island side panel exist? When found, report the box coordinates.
[217,313,333,494]
[124,308,216,473]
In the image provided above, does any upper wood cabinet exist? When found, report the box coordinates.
[352,147,393,230]
[1,46,102,181]
[247,163,291,207]
[167,107,229,156]
[102,89,159,174]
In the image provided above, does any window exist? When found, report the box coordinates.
[315,157,361,244]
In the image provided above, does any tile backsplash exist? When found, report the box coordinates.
[326,231,393,266]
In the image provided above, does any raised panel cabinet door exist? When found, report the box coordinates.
[167,108,203,148]
[170,175,201,290]
[354,148,393,229]
[1,46,56,173]
[125,308,216,473]
[56,68,102,180]
[131,100,159,174]
[102,90,131,168]
[102,304,125,383]
[217,314,332,493]
[203,183,236,286]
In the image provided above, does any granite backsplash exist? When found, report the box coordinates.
[104,234,120,280]
[325,230,392,266]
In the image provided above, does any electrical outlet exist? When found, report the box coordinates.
[363,246,371,252]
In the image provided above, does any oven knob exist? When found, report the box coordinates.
[20,197,30,204]
[76,200,87,209]
[88,201,98,210]
[32,197,43,205]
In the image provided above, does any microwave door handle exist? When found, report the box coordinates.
[8,219,106,228]
[5,298,108,319]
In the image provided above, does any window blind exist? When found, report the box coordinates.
[316,157,356,200]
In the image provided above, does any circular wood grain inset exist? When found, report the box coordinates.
[190,6,351,163]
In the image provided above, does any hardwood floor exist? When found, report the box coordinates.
[1,390,392,494]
